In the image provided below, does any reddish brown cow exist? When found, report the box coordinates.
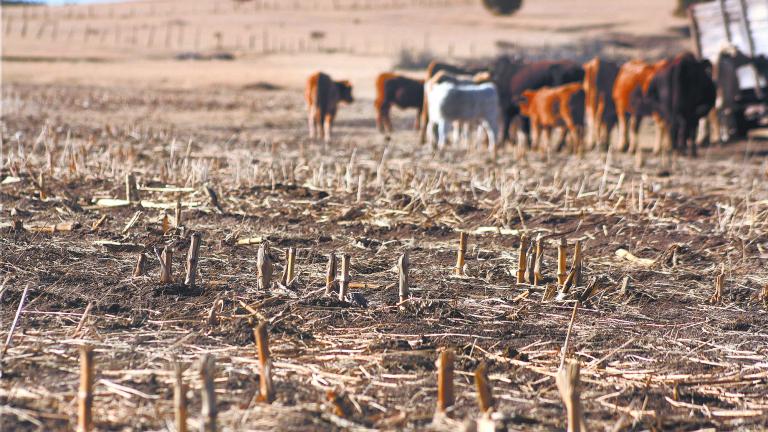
[374,72,424,138]
[582,57,619,149]
[305,71,354,143]
[519,82,585,154]
[612,59,667,152]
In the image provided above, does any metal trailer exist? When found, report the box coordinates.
[688,0,768,136]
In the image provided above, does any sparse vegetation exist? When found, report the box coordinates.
[2,82,768,430]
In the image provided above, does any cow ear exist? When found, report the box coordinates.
[522,90,535,100]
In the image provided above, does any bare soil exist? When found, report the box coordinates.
[2,80,768,431]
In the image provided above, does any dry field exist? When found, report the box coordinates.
[2,80,768,431]
[2,1,768,432]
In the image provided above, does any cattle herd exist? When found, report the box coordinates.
[305,45,768,158]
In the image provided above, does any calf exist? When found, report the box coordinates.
[374,72,424,138]
[646,52,716,156]
[425,72,500,155]
[582,57,619,150]
[502,61,585,146]
[305,71,354,143]
[612,59,668,152]
[419,60,489,144]
[519,82,585,153]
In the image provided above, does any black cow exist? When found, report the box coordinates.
[497,60,585,146]
[646,52,716,156]
[715,46,753,141]
[374,73,424,137]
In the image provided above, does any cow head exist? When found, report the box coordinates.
[718,44,752,69]
[518,90,536,116]
[336,80,354,103]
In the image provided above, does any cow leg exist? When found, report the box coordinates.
[377,101,391,135]
[375,103,384,134]
[707,108,721,146]
[419,97,429,145]
[604,119,616,152]
[427,120,437,150]
[521,117,532,148]
[696,116,709,149]
[414,108,422,131]
[437,120,449,150]
[543,127,553,155]
[667,118,681,154]
[382,104,394,135]
[308,106,317,139]
[652,114,665,155]
[451,121,460,147]
[584,109,595,151]
[629,114,642,154]
[484,117,498,157]
[315,108,325,141]
[615,108,628,152]
[501,110,512,145]
[467,122,476,150]
[556,127,568,153]
[530,122,541,151]
[688,120,698,157]
[323,112,335,143]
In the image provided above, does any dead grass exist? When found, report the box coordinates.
[1,82,768,431]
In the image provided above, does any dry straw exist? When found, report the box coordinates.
[173,359,188,432]
[398,252,409,303]
[436,348,455,414]
[556,359,587,432]
[77,345,94,432]
[257,242,273,291]
[454,232,467,276]
[338,254,351,301]
[185,232,203,289]
[557,237,568,285]
[199,354,217,432]
[158,246,173,284]
[474,361,493,413]
[325,252,337,295]
[517,234,528,284]
[254,322,275,403]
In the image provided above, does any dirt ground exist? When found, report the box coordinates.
[2,1,768,431]
[2,79,768,431]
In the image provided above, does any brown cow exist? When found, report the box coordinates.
[612,59,667,152]
[582,57,619,150]
[374,72,424,138]
[519,82,584,154]
[305,71,354,143]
